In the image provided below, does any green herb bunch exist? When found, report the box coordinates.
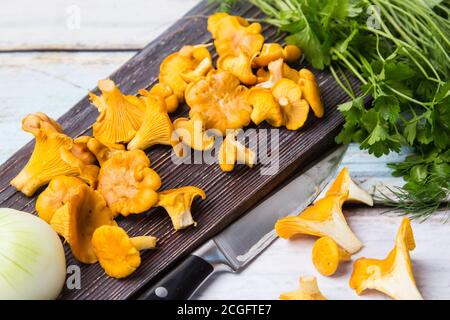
[213,0,450,218]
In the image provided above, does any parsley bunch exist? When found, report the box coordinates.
[214,0,450,217]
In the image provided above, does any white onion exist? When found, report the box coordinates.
[0,208,66,300]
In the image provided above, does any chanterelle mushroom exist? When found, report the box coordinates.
[92,225,157,279]
[185,71,252,135]
[10,113,99,196]
[89,79,146,145]
[98,150,161,216]
[173,113,215,151]
[312,236,351,276]
[275,193,363,254]
[247,87,284,127]
[36,176,85,223]
[349,218,423,300]
[256,58,300,89]
[86,137,126,166]
[298,68,325,118]
[207,12,264,58]
[149,83,179,113]
[280,276,327,300]
[217,51,257,85]
[159,45,212,103]
[218,130,256,172]
[272,79,310,130]
[326,167,373,206]
[50,184,116,264]
[253,43,302,67]
[157,186,206,230]
[127,90,180,153]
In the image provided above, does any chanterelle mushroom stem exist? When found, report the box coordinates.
[130,236,157,251]
[278,96,289,107]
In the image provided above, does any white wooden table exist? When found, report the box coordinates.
[1,0,449,300]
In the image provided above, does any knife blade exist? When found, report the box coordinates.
[138,145,347,300]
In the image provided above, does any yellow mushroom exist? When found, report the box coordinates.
[207,12,264,58]
[50,184,116,264]
[159,45,212,102]
[326,167,373,206]
[280,276,327,300]
[97,150,161,216]
[85,137,126,166]
[127,90,180,153]
[89,79,146,145]
[149,83,179,113]
[217,51,257,85]
[92,225,157,279]
[185,70,252,135]
[36,176,85,223]
[275,193,363,254]
[253,43,302,67]
[218,130,256,172]
[173,113,215,151]
[10,113,99,196]
[349,218,423,300]
[247,87,284,127]
[272,79,310,130]
[312,236,351,276]
[72,136,97,165]
[283,45,302,63]
[157,186,206,230]
[298,68,325,118]
[256,58,300,88]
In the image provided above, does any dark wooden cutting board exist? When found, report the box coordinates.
[0,1,355,299]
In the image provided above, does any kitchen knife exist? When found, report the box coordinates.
[138,145,348,300]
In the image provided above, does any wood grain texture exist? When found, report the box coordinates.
[0,1,353,299]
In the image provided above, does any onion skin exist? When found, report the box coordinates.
[0,208,66,300]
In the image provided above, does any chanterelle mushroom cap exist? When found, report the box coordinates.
[127,90,180,153]
[326,167,373,206]
[92,225,157,279]
[349,218,423,300]
[36,176,85,223]
[157,186,206,230]
[89,79,146,145]
[98,150,161,216]
[218,130,256,172]
[72,136,97,165]
[173,113,215,151]
[149,83,179,113]
[207,12,264,58]
[159,45,212,102]
[10,113,99,196]
[279,276,327,300]
[272,79,310,130]
[185,71,252,135]
[275,193,363,254]
[247,87,284,127]
[50,184,116,264]
[217,51,257,85]
[253,43,302,68]
[298,68,325,118]
[85,137,125,166]
[312,236,351,276]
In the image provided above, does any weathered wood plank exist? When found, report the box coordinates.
[0,1,356,299]
[0,0,199,50]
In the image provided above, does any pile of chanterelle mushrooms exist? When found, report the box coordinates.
[9,13,324,279]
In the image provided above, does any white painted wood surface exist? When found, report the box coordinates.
[1,0,448,300]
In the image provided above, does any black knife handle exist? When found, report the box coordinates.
[138,255,214,300]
